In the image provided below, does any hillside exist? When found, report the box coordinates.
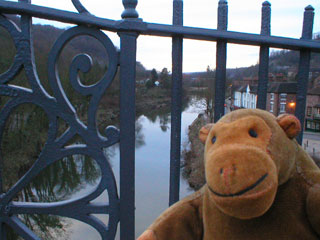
[184,35,320,87]
[0,16,148,94]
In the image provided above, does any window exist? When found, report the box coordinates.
[316,108,320,115]
[270,93,274,101]
[280,93,287,102]
[234,92,241,107]
[307,120,311,129]
[307,107,312,116]
[242,93,245,107]
[280,103,286,113]
[270,102,274,112]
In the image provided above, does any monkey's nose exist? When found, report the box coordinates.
[220,165,236,187]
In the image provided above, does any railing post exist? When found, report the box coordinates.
[214,0,228,122]
[0,152,5,240]
[119,31,137,240]
[169,0,183,206]
[121,0,139,19]
[295,5,314,144]
[257,1,271,109]
[119,1,139,239]
[0,223,6,240]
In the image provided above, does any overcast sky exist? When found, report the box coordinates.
[11,0,320,72]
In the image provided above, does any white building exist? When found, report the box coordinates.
[233,85,257,109]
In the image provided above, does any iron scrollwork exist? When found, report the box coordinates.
[0,4,120,239]
[71,0,90,15]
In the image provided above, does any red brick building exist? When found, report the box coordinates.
[305,86,320,132]
[266,82,297,116]
[232,82,320,132]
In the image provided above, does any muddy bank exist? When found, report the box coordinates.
[182,113,209,190]
[136,88,172,116]
[98,87,174,127]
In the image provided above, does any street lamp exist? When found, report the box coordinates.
[289,102,296,108]
[288,101,296,114]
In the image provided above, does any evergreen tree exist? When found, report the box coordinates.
[150,68,158,85]
[160,68,171,89]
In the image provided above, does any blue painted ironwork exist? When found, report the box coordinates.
[0,0,320,239]
[296,5,314,145]
[214,0,228,122]
[169,0,183,206]
[71,0,90,15]
[257,1,271,109]
[119,31,138,240]
[0,4,120,240]
[1,1,320,50]
[119,1,139,237]
[121,0,139,19]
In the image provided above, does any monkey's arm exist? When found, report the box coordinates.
[307,183,320,236]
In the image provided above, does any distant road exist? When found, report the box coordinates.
[304,131,320,141]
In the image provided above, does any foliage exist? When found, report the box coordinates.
[205,66,215,121]
[145,79,155,89]
[160,67,171,89]
[136,61,148,81]
[150,68,158,84]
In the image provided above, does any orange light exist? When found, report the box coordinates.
[289,102,295,107]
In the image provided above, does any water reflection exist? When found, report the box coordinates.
[6,154,104,239]
[135,118,146,148]
[0,104,109,239]
[134,96,206,238]
[1,95,206,239]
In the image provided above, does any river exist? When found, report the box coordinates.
[2,95,207,239]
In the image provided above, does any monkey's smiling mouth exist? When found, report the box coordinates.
[208,173,268,197]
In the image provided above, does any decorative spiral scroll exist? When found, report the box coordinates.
[0,14,24,84]
[69,53,94,96]
[0,10,120,240]
[48,26,119,138]
[71,0,90,14]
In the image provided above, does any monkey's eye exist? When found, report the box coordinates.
[249,129,258,138]
[211,136,217,144]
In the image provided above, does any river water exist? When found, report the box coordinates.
[3,96,207,239]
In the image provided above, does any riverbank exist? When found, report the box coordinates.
[136,87,173,116]
[182,113,208,190]
[99,86,188,128]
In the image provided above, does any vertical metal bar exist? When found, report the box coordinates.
[169,0,183,206]
[295,5,314,145]
[214,0,228,122]
[119,32,137,240]
[257,1,271,109]
[119,2,139,239]
[0,223,6,240]
[0,143,3,240]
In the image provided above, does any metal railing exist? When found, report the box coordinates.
[0,0,319,239]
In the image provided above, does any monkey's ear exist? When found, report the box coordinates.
[199,124,214,144]
[276,114,301,139]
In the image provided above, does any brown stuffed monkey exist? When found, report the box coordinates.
[138,109,320,240]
